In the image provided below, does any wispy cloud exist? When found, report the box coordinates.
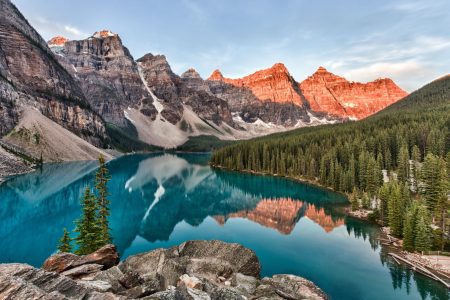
[28,16,88,40]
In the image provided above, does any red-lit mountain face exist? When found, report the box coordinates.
[209,65,407,120]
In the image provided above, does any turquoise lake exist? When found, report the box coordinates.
[0,153,448,299]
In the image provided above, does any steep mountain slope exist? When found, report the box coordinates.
[299,67,408,119]
[4,107,112,162]
[0,0,106,145]
[211,75,450,194]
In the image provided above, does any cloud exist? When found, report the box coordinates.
[344,60,423,81]
[342,60,439,91]
[27,16,88,40]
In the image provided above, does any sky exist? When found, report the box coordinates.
[12,0,450,91]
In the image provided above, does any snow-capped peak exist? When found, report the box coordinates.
[47,36,69,47]
[92,30,117,38]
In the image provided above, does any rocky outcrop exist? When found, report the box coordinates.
[0,0,107,146]
[1,240,327,299]
[43,244,119,273]
[54,31,156,126]
[299,66,408,119]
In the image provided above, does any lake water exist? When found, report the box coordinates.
[0,153,448,299]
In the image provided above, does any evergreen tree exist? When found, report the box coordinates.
[420,154,448,219]
[414,205,431,252]
[350,188,360,211]
[95,155,112,245]
[397,144,409,183]
[402,203,417,252]
[74,186,102,255]
[57,228,72,253]
[387,182,404,237]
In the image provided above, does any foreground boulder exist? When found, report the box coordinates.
[42,244,120,273]
[1,240,327,299]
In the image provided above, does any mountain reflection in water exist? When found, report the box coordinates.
[0,153,448,300]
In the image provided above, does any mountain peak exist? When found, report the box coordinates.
[181,68,202,79]
[47,36,69,47]
[92,30,117,39]
[270,62,289,73]
[208,69,224,81]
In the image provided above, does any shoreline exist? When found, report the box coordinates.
[211,163,450,288]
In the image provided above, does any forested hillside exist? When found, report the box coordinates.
[211,75,450,251]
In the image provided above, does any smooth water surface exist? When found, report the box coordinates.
[0,153,448,300]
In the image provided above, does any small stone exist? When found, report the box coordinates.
[78,280,112,293]
[224,281,231,287]
[178,274,203,290]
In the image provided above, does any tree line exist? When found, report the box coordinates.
[58,155,112,255]
[211,75,450,252]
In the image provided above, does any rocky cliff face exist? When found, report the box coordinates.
[52,31,156,127]
[299,66,408,119]
[137,54,234,126]
[208,63,306,106]
[0,0,106,145]
[208,64,408,122]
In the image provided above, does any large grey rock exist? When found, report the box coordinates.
[0,263,93,299]
[93,266,127,293]
[231,273,258,296]
[1,241,327,300]
[61,263,103,279]
[179,240,261,277]
[255,274,328,300]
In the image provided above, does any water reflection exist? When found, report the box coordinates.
[215,198,344,234]
[0,153,448,300]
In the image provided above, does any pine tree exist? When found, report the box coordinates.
[420,154,448,219]
[414,205,431,252]
[397,144,409,183]
[402,203,417,252]
[95,155,112,245]
[57,228,72,253]
[350,188,360,211]
[74,186,102,255]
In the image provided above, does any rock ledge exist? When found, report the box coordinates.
[0,240,327,299]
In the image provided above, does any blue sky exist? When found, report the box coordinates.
[13,0,450,91]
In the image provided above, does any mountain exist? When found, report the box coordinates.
[208,63,305,106]
[211,74,450,194]
[0,0,410,158]
[0,0,106,146]
[209,65,407,121]
[48,31,156,127]
[299,66,408,119]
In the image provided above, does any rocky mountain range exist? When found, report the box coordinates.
[0,0,408,166]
